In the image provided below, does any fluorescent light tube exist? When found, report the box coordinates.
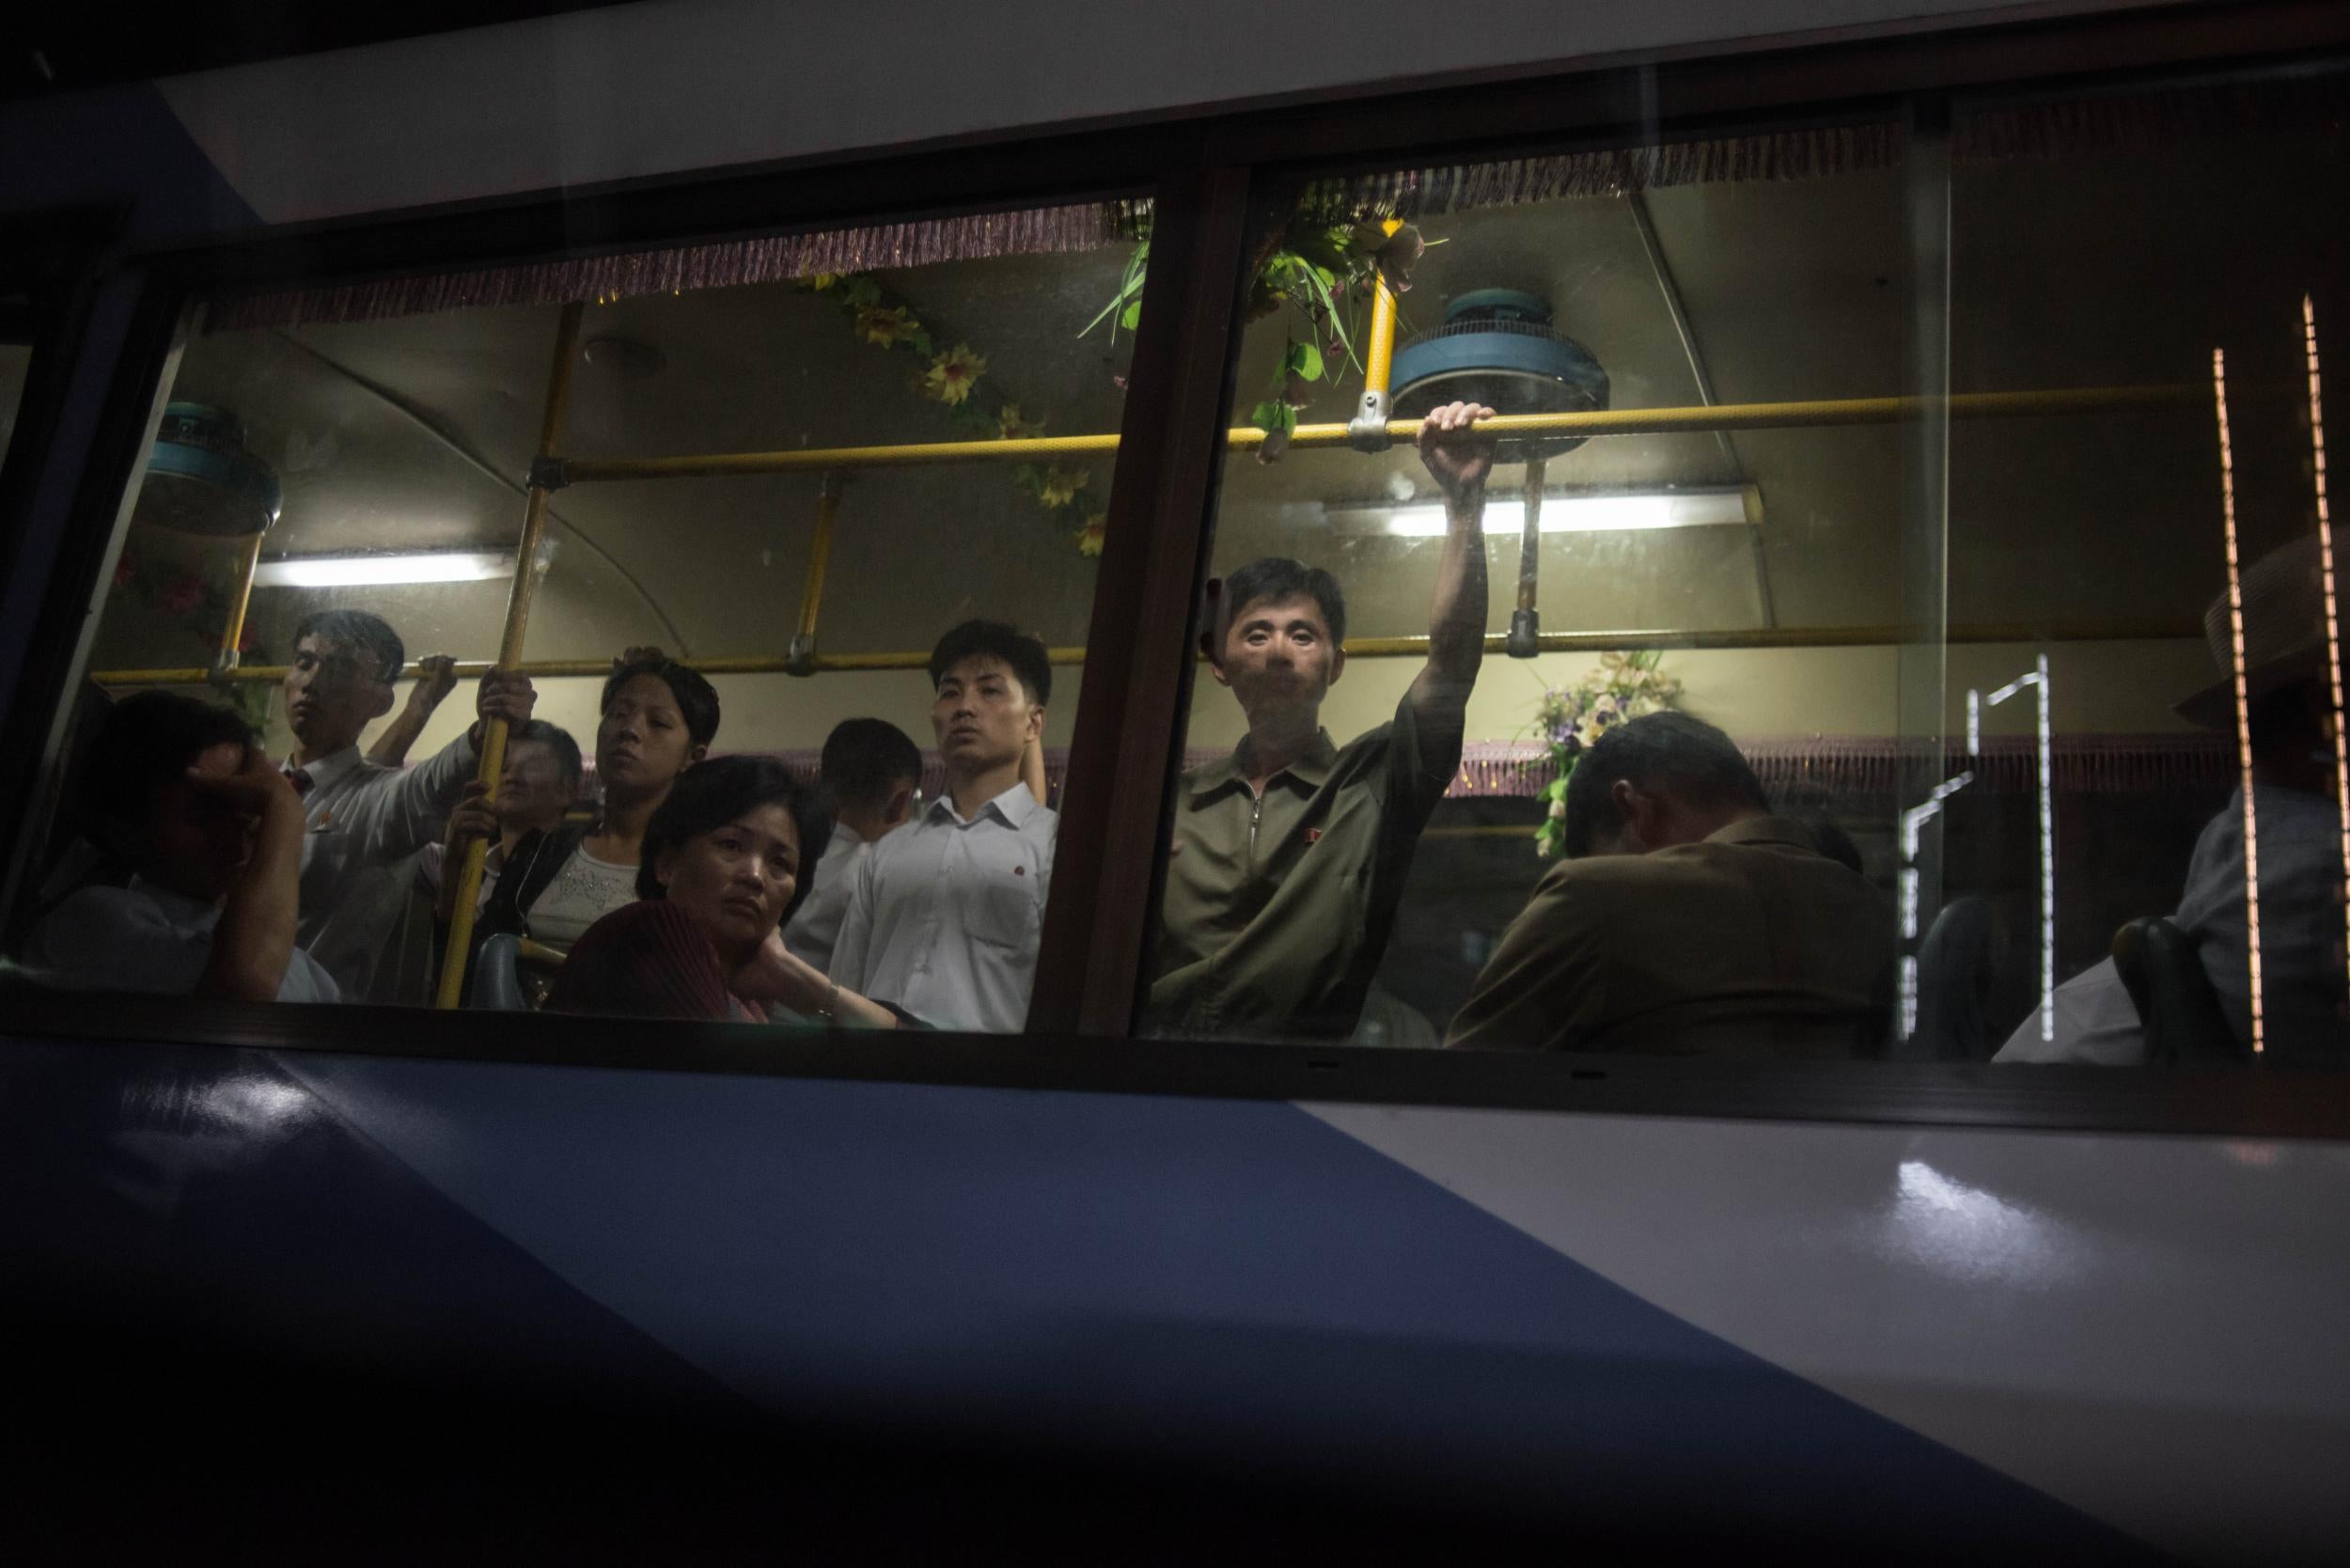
[1330,486,1752,538]
[252,550,516,588]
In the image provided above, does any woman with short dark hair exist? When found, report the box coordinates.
[547,756,901,1027]
[452,649,720,997]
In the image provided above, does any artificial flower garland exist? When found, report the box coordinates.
[1086,213,1427,462]
[802,273,1107,557]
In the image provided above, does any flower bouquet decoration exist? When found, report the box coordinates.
[1529,651,1683,858]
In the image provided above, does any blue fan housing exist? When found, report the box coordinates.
[1391,290,1608,458]
[138,402,282,538]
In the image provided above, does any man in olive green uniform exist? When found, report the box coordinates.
[1447,712,1894,1056]
[1148,401,1496,1040]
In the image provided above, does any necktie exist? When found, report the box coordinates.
[284,766,315,799]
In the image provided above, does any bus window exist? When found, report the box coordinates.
[1942,67,2350,1067]
[1146,61,2350,1066]
[6,200,1149,1035]
[0,313,29,462]
[1145,130,1916,1050]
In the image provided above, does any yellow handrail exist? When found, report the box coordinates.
[90,619,2200,688]
[553,384,2198,482]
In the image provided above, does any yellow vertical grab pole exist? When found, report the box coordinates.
[1363,243,1401,397]
[786,472,844,676]
[212,529,267,677]
[1347,218,1405,451]
[435,301,586,1009]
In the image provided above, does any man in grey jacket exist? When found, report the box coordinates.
[276,609,534,996]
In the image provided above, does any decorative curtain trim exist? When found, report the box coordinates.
[1952,73,2350,165]
[205,200,1151,335]
[581,734,2229,807]
[1316,74,2349,218]
[210,75,2344,333]
[1311,124,1908,218]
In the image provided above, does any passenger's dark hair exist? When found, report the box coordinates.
[511,719,584,786]
[292,609,404,682]
[820,717,923,810]
[1214,557,1348,658]
[928,619,1051,707]
[1562,712,1769,858]
[635,755,833,928]
[603,654,722,749]
[81,692,258,837]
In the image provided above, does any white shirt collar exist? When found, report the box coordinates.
[287,743,365,792]
[927,779,1041,829]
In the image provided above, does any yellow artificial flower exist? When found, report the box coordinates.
[855,305,918,347]
[923,343,988,404]
[996,403,1045,440]
[1074,513,1107,557]
[1036,465,1090,508]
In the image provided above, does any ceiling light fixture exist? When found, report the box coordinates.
[1327,484,1756,539]
[251,550,516,588]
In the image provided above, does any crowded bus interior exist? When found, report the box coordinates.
[6,62,2345,1071]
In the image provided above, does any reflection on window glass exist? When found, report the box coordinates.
[1948,72,2350,1068]
[1152,71,2349,1064]
[0,333,30,463]
[3,204,1147,1033]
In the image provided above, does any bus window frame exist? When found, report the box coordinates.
[3,0,2350,1140]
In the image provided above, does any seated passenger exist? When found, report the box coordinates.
[784,717,921,973]
[1998,538,2346,1064]
[278,609,535,996]
[465,651,718,977]
[424,719,585,920]
[1148,401,1495,1040]
[24,692,333,1002]
[547,756,900,1027]
[830,621,1057,1031]
[1446,713,1895,1056]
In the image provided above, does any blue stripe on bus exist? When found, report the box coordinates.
[275,1048,2159,1560]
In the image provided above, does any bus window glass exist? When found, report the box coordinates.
[1147,132,1918,1049]
[0,332,29,460]
[4,202,1148,1034]
[1149,65,2350,1065]
[1941,68,2350,1066]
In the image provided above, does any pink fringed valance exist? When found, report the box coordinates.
[1324,74,2348,219]
[206,76,2346,335]
[203,200,1152,335]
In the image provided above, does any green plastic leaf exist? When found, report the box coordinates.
[1080,240,1151,338]
[1286,339,1324,382]
[1120,300,1142,332]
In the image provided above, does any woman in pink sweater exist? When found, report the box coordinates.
[549,756,901,1027]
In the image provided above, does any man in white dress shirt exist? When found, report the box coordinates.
[276,609,535,996]
[784,717,921,974]
[27,692,337,1002]
[831,622,1057,1031]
